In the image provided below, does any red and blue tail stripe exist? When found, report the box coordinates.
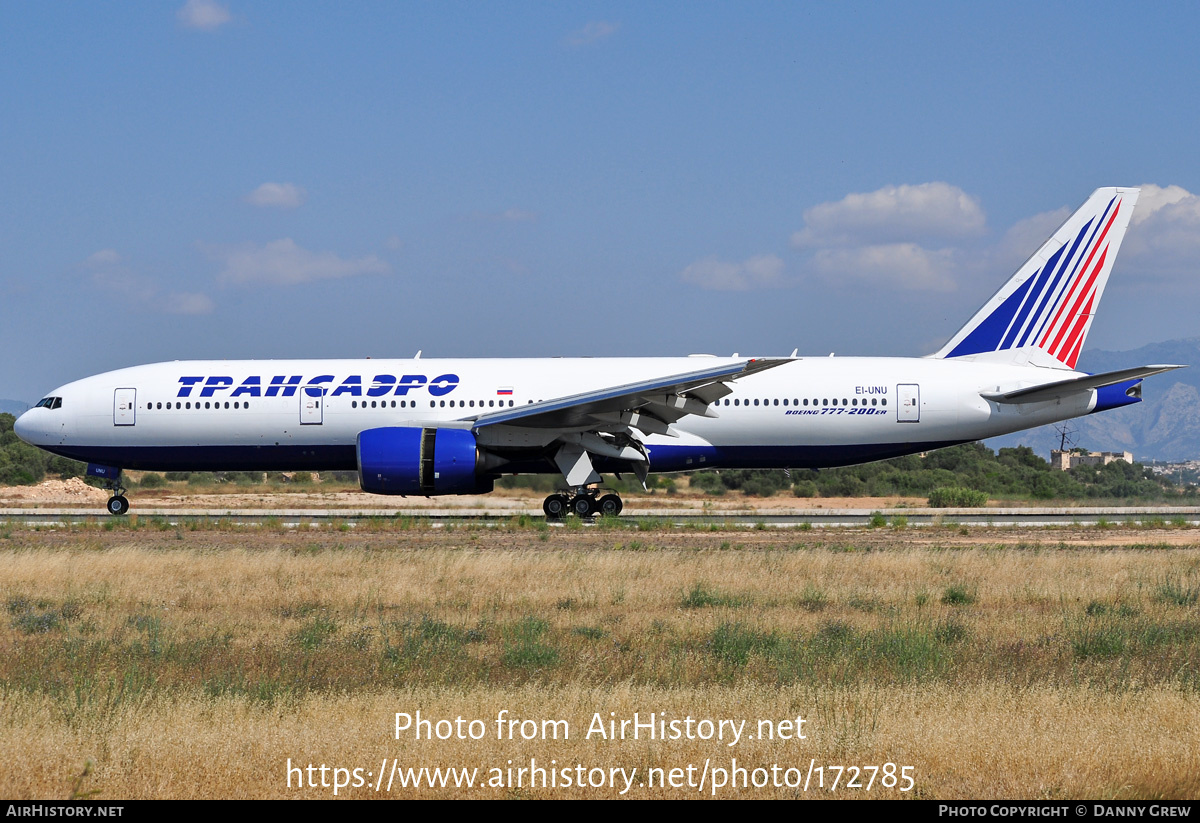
[937,188,1136,369]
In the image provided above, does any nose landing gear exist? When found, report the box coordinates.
[542,487,623,519]
[97,469,129,516]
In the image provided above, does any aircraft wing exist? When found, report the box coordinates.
[470,357,791,431]
[452,357,792,487]
[980,365,1184,405]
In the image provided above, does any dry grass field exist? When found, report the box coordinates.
[1,519,1198,799]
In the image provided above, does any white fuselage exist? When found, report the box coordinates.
[15,356,1099,477]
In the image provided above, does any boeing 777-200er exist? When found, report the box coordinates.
[14,187,1185,517]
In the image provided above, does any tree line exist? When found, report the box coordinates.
[2,413,1190,501]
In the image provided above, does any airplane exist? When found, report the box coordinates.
[14,186,1184,517]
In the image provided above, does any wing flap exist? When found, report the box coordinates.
[470,357,791,430]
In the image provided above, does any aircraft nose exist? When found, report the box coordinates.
[13,410,38,444]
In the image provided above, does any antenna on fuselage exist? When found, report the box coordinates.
[414,350,422,359]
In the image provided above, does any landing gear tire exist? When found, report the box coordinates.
[597,494,623,517]
[570,495,596,517]
[543,494,569,520]
[107,495,129,516]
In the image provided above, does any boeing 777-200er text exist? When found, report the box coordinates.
[15,187,1184,517]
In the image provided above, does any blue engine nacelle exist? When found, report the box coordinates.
[1092,379,1143,414]
[357,427,493,495]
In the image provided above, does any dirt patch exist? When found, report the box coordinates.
[0,478,108,505]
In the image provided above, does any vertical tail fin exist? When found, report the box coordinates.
[933,187,1139,369]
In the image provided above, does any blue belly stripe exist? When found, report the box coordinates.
[41,440,966,475]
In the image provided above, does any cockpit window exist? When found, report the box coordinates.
[34,397,62,410]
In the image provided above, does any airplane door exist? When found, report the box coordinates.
[897,384,920,422]
[114,388,137,426]
[300,386,324,425]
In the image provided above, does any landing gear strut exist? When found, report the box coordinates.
[103,471,129,516]
[542,487,623,519]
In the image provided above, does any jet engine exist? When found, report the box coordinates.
[357,426,495,495]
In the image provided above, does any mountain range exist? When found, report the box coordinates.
[0,399,29,418]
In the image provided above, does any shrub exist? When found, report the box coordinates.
[928,487,987,507]
[792,480,818,498]
[941,585,977,606]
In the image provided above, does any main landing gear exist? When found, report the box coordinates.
[104,471,129,516]
[543,487,623,519]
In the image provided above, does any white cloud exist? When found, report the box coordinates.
[177,0,231,31]
[1130,184,1193,226]
[211,238,390,286]
[811,243,958,292]
[244,182,307,209]
[160,292,215,315]
[87,265,214,315]
[991,206,1072,272]
[85,249,122,266]
[1122,184,1200,272]
[565,21,619,46]
[791,182,986,248]
[680,255,784,291]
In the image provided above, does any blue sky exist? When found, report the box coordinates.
[4,2,1200,401]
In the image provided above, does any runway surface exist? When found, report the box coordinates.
[3,506,1200,528]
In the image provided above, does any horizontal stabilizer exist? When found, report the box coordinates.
[980,365,1184,405]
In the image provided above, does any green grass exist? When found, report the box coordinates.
[502,617,560,669]
[941,585,977,607]
[294,616,338,650]
[1154,576,1200,607]
[681,582,750,609]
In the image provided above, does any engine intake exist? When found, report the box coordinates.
[357,426,493,495]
